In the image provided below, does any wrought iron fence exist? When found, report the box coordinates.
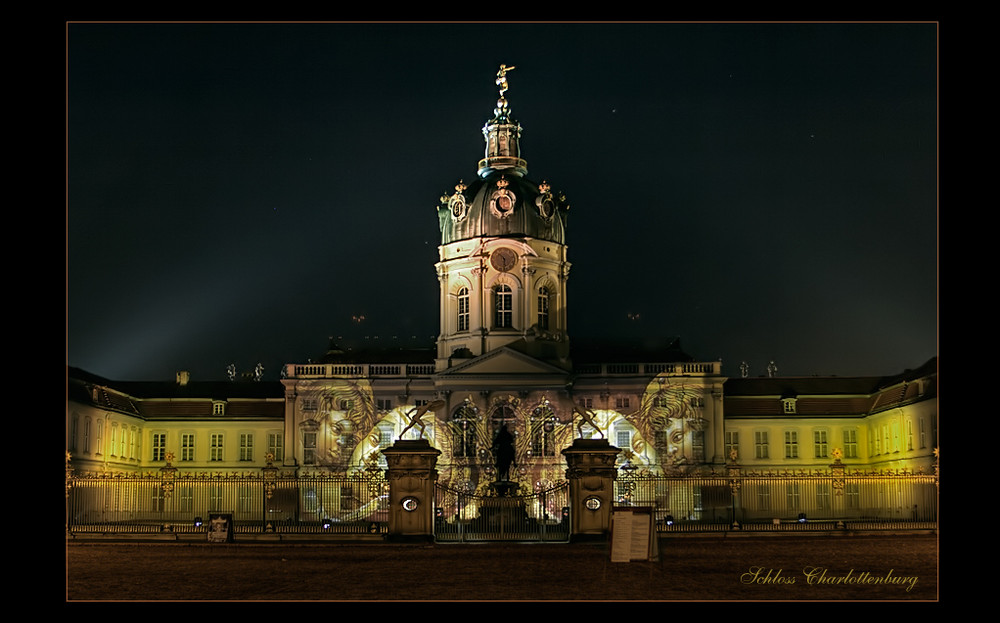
[614,465,938,533]
[66,463,389,537]
[434,482,570,542]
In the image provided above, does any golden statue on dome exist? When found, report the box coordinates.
[496,64,516,97]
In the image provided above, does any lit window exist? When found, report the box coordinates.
[906,419,913,451]
[210,433,224,461]
[239,434,254,462]
[457,287,470,332]
[213,401,226,415]
[725,431,739,459]
[537,286,550,330]
[303,432,317,465]
[181,434,195,461]
[95,419,103,456]
[784,431,798,459]
[494,284,513,328]
[692,431,705,462]
[268,433,283,461]
[843,429,858,459]
[754,431,769,459]
[152,433,167,462]
[814,430,828,459]
[782,398,797,414]
[786,483,800,510]
[816,483,831,510]
[110,424,118,457]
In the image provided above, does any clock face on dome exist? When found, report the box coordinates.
[490,247,517,272]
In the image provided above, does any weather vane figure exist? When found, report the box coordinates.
[398,400,445,440]
[496,64,515,97]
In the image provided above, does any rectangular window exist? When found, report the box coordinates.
[119,425,127,457]
[129,427,136,459]
[616,397,630,410]
[754,431,769,459]
[616,429,631,449]
[301,398,318,411]
[814,430,828,459]
[784,431,798,459]
[267,433,283,462]
[152,433,167,462]
[846,483,860,509]
[379,426,393,448]
[179,486,193,512]
[339,399,354,411]
[213,402,226,415]
[816,483,831,510]
[95,420,103,456]
[458,288,470,332]
[583,397,594,409]
[210,433,224,462]
[906,419,913,451]
[494,285,512,328]
[110,424,117,456]
[239,434,253,462]
[414,399,429,407]
[919,418,926,448]
[84,418,91,453]
[725,431,739,460]
[843,429,858,459]
[786,483,800,510]
[181,434,195,461]
[377,398,393,412]
[303,432,317,465]
[537,287,549,330]
[892,421,900,453]
[883,425,890,455]
[692,431,705,462]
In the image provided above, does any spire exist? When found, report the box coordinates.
[478,64,528,178]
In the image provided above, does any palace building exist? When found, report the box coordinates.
[67,66,937,505]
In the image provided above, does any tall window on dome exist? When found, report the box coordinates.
[494,284,513,328]
[457,287,469,332]
[537,286,550,330]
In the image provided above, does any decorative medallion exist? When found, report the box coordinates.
[449,180,468,222]
[490,247,517,273]
[490,176,516,219]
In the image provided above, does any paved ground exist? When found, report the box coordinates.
[66,534,938,602]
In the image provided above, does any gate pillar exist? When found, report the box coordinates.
[382,439,441,542]
[562,439,621,542]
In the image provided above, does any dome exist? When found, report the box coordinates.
[437,173,568,245]
[436,65,569,246]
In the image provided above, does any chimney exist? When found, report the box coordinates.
[176,371,190,386]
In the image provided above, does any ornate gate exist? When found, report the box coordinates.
[433,482,570,542]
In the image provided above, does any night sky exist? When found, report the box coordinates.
[67,22,938,382]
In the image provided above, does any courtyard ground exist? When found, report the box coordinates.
[66,533,938,602]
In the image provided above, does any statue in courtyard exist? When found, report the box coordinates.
[493,424,516,481]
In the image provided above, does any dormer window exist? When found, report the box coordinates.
[213,401,226,415]
[781,398,797,414]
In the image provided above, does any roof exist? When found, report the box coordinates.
[68,367,285,400]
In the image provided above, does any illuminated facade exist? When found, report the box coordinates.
[67,67,937,502]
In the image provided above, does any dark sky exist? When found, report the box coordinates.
[67,22,938,382]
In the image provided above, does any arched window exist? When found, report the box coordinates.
[537,286,550,330]
[457,287,469,332]
[494,284,513,328]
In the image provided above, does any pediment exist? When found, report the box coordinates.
[438,347,569,377]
